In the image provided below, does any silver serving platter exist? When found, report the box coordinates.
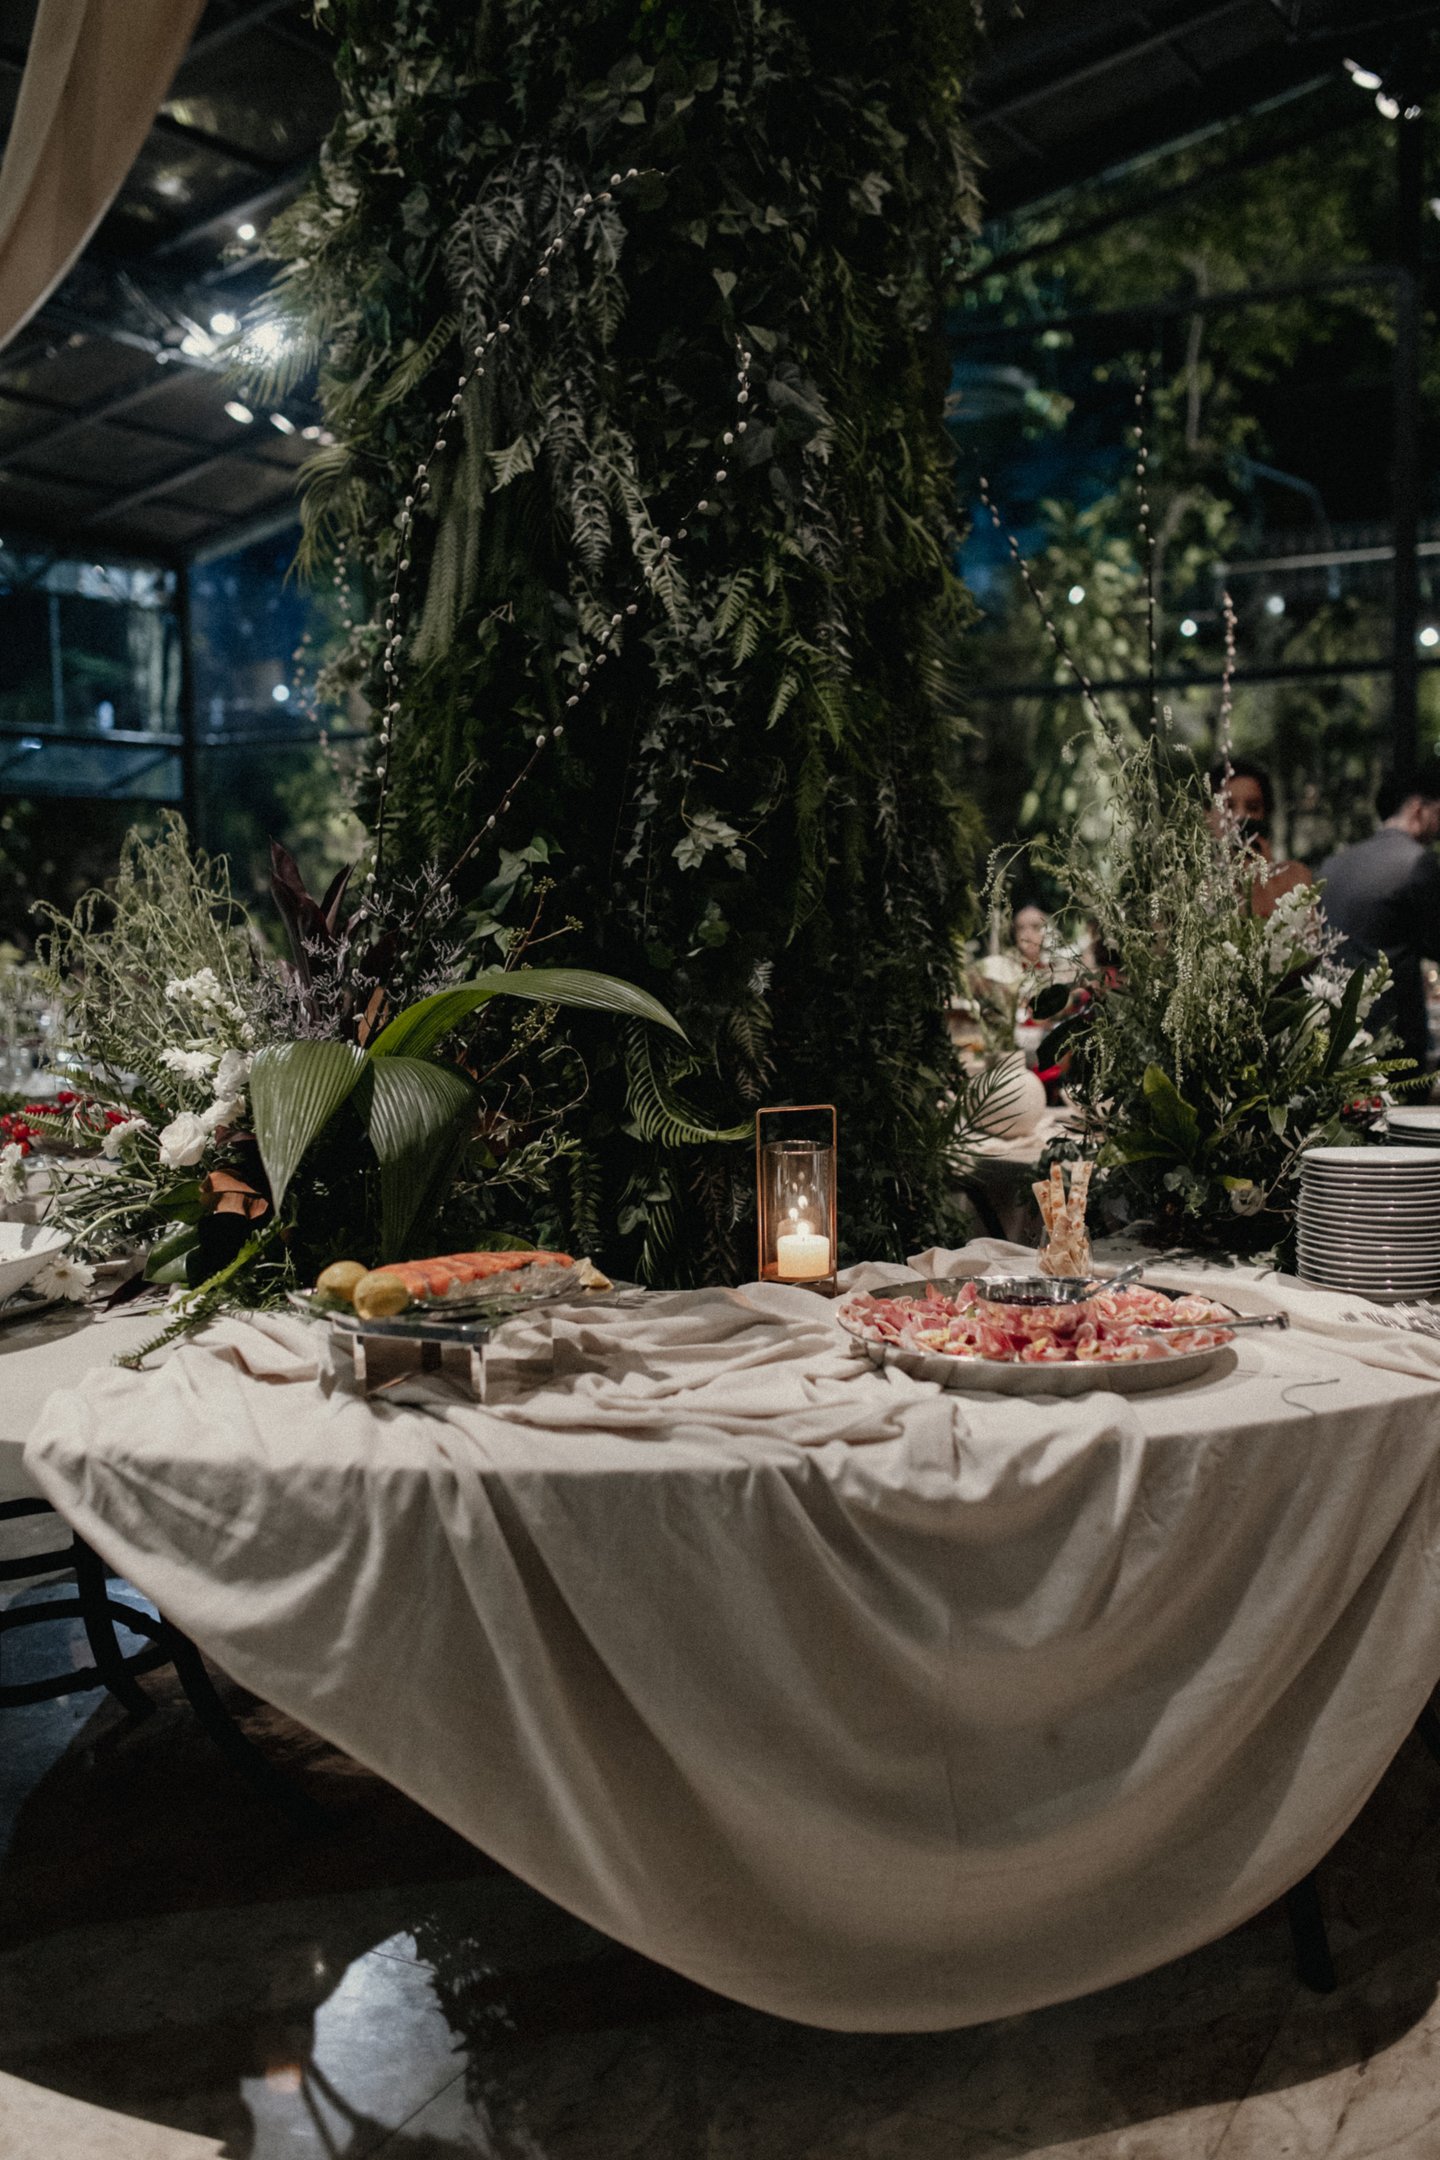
[836,1280,1240,1396]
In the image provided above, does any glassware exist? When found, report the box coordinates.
[755,1108,839,1292]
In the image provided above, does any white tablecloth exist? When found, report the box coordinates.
[23,1245,1440,2031]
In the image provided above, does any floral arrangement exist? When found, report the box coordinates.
[1033,739,1405,1252]
[28,818,687,1355]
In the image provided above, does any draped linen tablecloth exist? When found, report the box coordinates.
[23,1243,1440,2031]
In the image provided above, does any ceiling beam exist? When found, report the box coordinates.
[185,501,301,563]
[0,380,304,470]
[80,445,298,530]
[0,44,288,177]
[184,0,297,61]
[147,159,313,262]
[970,0,1255,132]
[955,83,1360,289]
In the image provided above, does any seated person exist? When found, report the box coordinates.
[1207,757,1310,919]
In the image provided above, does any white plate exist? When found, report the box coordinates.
[1297,1256,1440,1279]
[1297,1262,1440,1287]
[1300,1164,1440,1178]
[1298,1237,1440,1255]
[1299,1236,1440,1250]
[1386,1108,1440,1130]
[1298,1226,1440,1248]
[1300,1171,1440,1188]
[1302,1145,1440,1167]
[1299,1231,1440,1245]
[1295,1200,1440,1218]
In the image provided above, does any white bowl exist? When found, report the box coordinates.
[0,1220,67,1303]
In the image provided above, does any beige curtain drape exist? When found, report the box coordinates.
[0,0,205,352]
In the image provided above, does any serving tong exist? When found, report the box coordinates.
[969,1263,1289,1334]
[974,1259,1146,1306]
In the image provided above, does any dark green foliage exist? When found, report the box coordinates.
[270,0,985,1277]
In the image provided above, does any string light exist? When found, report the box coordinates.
[364,166,752,880]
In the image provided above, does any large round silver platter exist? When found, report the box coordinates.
[835,1283,1239,1396]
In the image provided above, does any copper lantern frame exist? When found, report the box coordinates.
[755,1103,839,1294]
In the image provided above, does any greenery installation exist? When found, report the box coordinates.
[265,0,985,1281]
[956,98,1440,870]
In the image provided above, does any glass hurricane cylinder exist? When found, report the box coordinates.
[756,1107,838,1293]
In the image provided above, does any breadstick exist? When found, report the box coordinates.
[1069,1159,1093,1235]
[1034,1179,1054,1234]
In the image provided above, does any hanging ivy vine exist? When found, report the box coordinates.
[266,0,986,1278]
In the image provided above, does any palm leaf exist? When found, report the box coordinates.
[368,969,686,1062]
[355,1056,479,1255]
[250,1040,366,1211]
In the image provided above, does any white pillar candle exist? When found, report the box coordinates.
[775,1225,831,1280]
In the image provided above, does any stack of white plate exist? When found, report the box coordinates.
[1386,1105,1440,1151]
[1298,1145,1440,1301]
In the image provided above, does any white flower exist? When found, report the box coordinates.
[0,1142,24,1203]
[157,1111,210,1169]
[165,967,222,1004]
[32,1253,95,1303]
[160,1047,218,1084]
[165,968,248,1029]
[100,1115,148,1160]
[213,1047,251,1099]
[201,1097,242,1134]
[975,954,1025,987]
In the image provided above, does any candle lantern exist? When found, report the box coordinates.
[756,1105,839,1293]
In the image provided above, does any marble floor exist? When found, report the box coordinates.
[4,1583,1440,2160]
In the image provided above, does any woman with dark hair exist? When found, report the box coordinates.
[1207,756,1310,919]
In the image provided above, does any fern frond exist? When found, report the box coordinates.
[624,1022,749,1147]
[374,315,459,410]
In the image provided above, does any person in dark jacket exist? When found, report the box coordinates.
[1318,760,1440,1071]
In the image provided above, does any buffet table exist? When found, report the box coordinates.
[20,1244,1440,2032]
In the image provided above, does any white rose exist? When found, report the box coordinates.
[213,1047,251,1100]
[0,1141,24,1203]
[160,1047,218,1084]
[201,1097,242,1134]
[157,1111,210,1169]
[100,1115,148,1160]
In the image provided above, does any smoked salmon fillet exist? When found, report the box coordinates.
[375,1250,573,1301]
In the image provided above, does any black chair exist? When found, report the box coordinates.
[0,1494,327,1831]
[1281,1701,1440,1994]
